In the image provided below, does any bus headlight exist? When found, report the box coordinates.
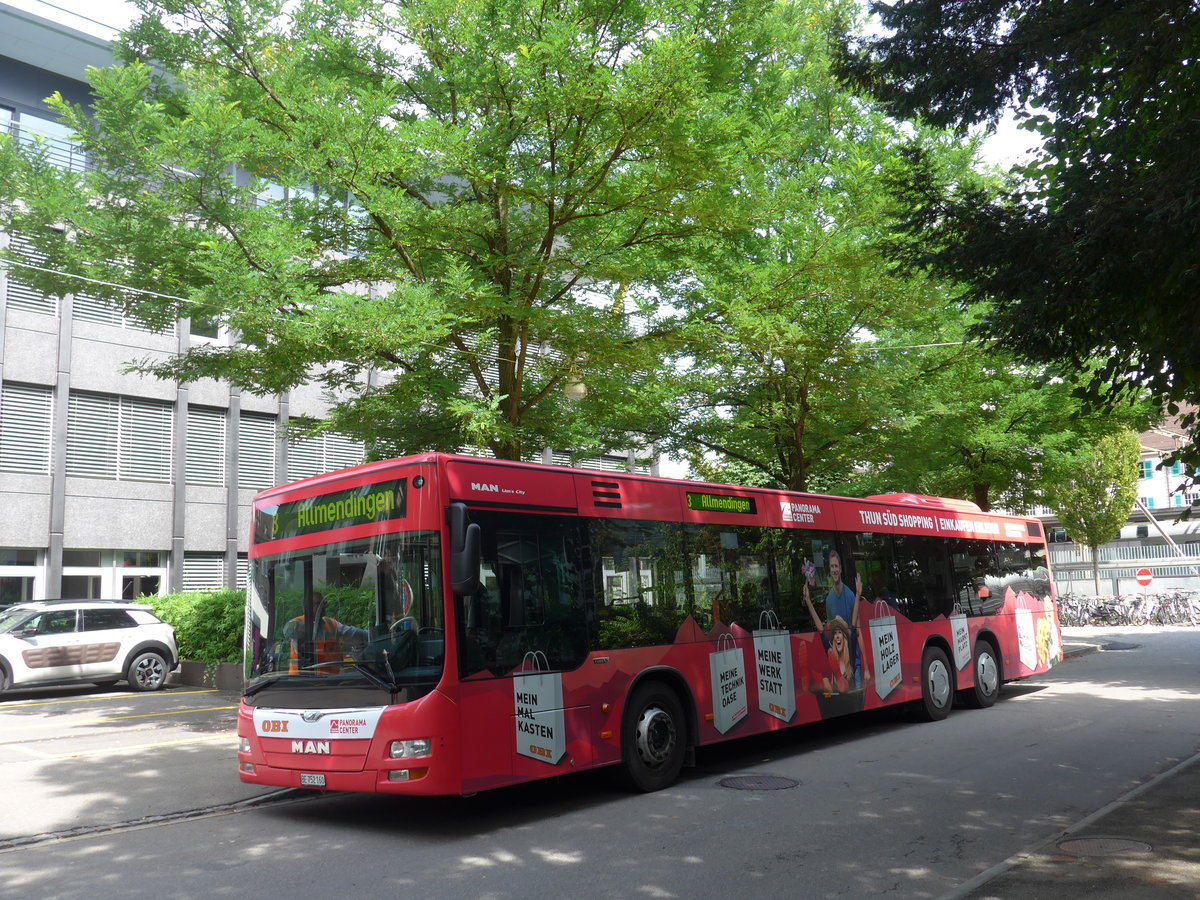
[389,739,431,759]
[239,737,251,753]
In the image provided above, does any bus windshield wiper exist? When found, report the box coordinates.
[347,660,399,693]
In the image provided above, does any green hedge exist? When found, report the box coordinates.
[147,590,245,663]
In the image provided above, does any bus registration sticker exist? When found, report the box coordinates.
[513,651,566,765]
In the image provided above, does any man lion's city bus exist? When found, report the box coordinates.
[237,453,1062,795]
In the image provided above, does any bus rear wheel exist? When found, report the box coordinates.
[919,646,954,721]
[963,639,1001,709]
[620,682,686,792]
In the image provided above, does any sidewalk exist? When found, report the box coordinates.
[946,636,1200,899]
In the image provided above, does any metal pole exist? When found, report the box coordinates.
[1132,498,1200,578]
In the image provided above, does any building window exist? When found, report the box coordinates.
[1171,461,1183,477]
[0,383,53,474]
[186,406,227,485]
[4,234,59,315]
[1140,460,1153,479]
[73,291,167,334]
[66,392,173,481]
[12,110,87,172]
[286,430,366,482]
[238,412,277,491]
[1140,496,1156,510]
[182,552,225,591]
[189,310,221,340]
[0,546,39,605]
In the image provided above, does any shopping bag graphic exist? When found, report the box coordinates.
[709,633,748,734]
[513,650,566,765]
[870,601,902,701]
[753,611,795,722]
[1015,607,1037,672]
[950,608,971,671]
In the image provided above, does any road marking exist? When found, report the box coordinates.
[99,706,238,722]
[2,733,235,762]
[0,689,220,709]
[0,704,238,738]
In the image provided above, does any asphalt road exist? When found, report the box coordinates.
[1,627,1197,899]
[0,682,266,843]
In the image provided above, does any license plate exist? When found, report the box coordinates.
[299,773,326,788]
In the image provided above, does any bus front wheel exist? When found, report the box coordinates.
[620,682,686,792]
[919,646,954,722]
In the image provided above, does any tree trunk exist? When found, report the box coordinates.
[1091,545,1102,597]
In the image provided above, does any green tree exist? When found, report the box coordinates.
[838,1,1200,472]
[655,11,986,493]
[0,0,797,461]
[1047,429,1142,596]
[651,23,1145,506]
[844,327,1156,510]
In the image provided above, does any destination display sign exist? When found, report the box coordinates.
[256,480,407,542]
[686,492,757,515]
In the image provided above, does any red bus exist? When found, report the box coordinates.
[237,452,1062,795]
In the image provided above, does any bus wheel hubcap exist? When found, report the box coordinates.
[927,659,951,708]
[635,706,676,768]
[977,653,998,695]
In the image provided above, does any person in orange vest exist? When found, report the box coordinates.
[286,592,366,675]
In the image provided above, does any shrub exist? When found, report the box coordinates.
[148,590,245,663]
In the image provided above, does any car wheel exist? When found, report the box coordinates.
[620,681,687,792]
[126,651,168,692]
[919,645,954,722]
[0,665,10,694]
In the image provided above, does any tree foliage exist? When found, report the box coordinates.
[655,7,985,494]
[1046,428,1142,594]
[840,1,1200,469]
[0,0,803,461]
[652,20,1146,506]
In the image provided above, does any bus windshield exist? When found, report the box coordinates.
[245,530,444,706]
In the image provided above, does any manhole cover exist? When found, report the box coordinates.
[1056,837,1153,857]
[1102,642,1140,651]
[718,774,799,791]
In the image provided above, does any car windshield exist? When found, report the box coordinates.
[245,530,444,706]
[0,608,33,633]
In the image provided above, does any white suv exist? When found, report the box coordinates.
[0,600,178,694]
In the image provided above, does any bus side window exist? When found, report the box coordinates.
[892,535,954,622]
[951,539,997,616]
[472,514,591,675]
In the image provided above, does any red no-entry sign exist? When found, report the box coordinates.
[1136,568,1153,587]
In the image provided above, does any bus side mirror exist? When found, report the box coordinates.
[448,502,481,597]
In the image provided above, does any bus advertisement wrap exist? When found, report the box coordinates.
[753,612,794,722]
[513,652,566,765]
[710,634,748,734]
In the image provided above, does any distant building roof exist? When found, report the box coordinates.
[1140,404,1196,454]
